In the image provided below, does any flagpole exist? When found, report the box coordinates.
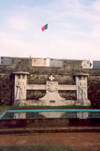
[47,22,50,66]
[48,22,49,59]
[41,23,50,66]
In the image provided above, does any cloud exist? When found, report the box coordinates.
[89,24,100,42]
[91,0,100,14]
[0,30,100,61]
[49,36,100,61]
[0,31,49,58]
[1,0,100,61]
[47,0,100,24]
[7,12,31,30]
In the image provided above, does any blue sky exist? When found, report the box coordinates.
[0,0,100,61]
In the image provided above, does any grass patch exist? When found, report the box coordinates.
[0,106,10,112]
[0,144,78,151]
[9,105,93,110]
[0,105,93,112]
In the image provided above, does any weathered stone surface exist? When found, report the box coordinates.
[26,84,46,90]
[32,58,46,66]
[50,59,63,67]
[1,57,12,65]
[82,60,90,69]
[93,61,100,69]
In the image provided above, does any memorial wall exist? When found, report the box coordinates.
[0,56,100,106]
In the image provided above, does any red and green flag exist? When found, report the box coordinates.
[41,24,48,31]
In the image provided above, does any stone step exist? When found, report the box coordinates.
[0,127,100,135]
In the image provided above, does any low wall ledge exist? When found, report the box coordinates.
[73,73,89,76]
[12,71,29,75]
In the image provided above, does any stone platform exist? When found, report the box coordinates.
[0,118,100,129]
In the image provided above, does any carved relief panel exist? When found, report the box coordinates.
[74,74,88,101]
[13,72,29,101]
[15,79,26,100]
[46,81,58,93]
[78,80,87,100]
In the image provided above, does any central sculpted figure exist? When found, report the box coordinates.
[78,80,86,101]
[15,79,25,100]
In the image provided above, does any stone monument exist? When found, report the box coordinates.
[12,72,91,106]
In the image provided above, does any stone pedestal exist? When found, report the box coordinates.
[39,80,65,106]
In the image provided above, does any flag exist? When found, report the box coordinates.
[41,24,48,31]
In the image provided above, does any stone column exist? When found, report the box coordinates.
[74,73,91,106]
[12,71,29,106]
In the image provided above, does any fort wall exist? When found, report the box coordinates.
[0,56,100,106]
